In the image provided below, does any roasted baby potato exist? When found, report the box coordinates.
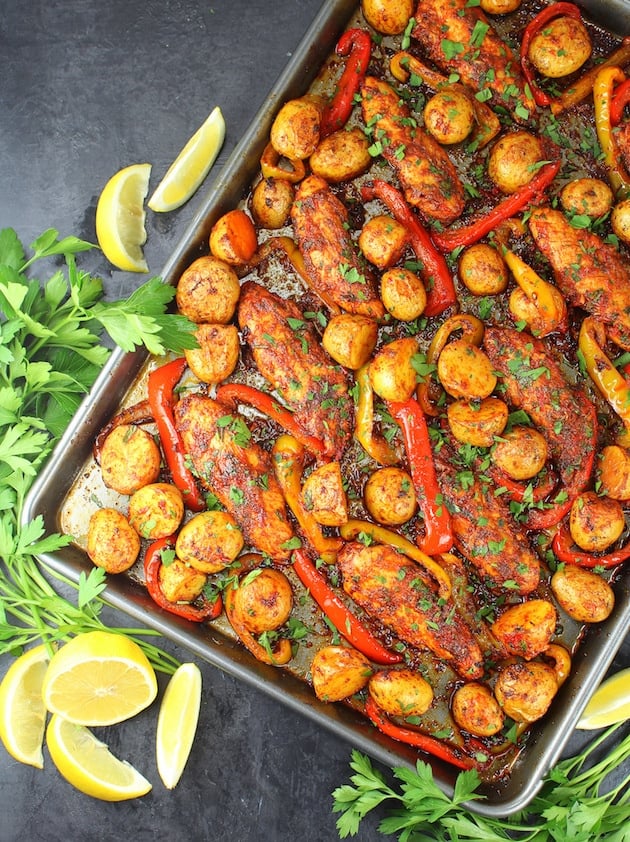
[368,668,433,718]
[458,243,508,296]
[184,323,240,384]
[270,94,325,160]
[451,682,504,737]
[480,0,521,12]
[158,557,207,604]
[128,482,185,540]
[175,510,244,574]
[363,466,417,526]
[437,339,496,400]
[209,208,258,265]
[423,88,475,145]
[301,461,348,527]
[175,255,240,323]
[99,424,161,495]
[551,564,615,623]
[322,313,378,370]
[311,645,373,702]
[527,15,592,77]
[309,126,371,183]
[380,268,427,322]
[86,508,141,574]
[251,177,295,229]
[494,660,559,723]
[491,425,548,480]
[598,445,630,500]
[560,178,613,219]
[369,336,419,402]
[490,599,557,660]
[231,568,294,634]
[447,397,509,447]
[569,491,625,553]
[611,199,630,246]
[487,131,544,194]
[361,0,414,34]
[359,214,408,270]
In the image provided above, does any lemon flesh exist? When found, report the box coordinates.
[46,714,152,801]
[95,162,151,272]
[0,644,51,768]
[577,667,630,730]
[42,631,158,727]
[148,105,226,213]
[156,662,202,789]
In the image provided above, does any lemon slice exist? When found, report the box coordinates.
[577,667,630,730]
[156,662,202,789]
[0,644,51,768]
[148,106,226,212]
[46,714,152,801]
[95,162,151,272]
[42,631,158,727]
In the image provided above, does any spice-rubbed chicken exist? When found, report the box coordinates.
[528,206,630,350]
[338,541,485,679]
[238,280,354,459]
[291,174,384,318]
[411,0,535,117]
[173,392,295,560]
[360,75,465,225]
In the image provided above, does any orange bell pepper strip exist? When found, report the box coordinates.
[593,66,630,199]
[503,248,567,337]
[224,583,293,666]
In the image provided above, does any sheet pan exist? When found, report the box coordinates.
[23,0,630,816]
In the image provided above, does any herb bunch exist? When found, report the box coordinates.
[0,227,196,672]
[333,723,630,842]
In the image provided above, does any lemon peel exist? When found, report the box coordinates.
[95,162,151,272]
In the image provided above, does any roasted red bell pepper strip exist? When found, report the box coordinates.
[364,695,480,771]
[520,2,583,108]
[361,180,456,316]
[552,522,630,569]
[433,161,561,253]
[320,28,372,138]
[215,382,327,457]
[147,357,206,512]
[490,466,558,504]
[144,536,222,621]
[611,76,630,125]
[291,549,402,665]
[386,398,453,555]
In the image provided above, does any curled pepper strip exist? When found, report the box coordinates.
[260,142,306,183]
[490,466,558,504]
[551,38,630,115]
[611,76,630,125]
[291,548,402,665]
[520,2,583,108]
[354,364,399,465]
[224,581,293,666]
[552,521,630,569]
[216,382,327,457]
[339,519,452,601]
[147,358,206,512]
[593,66,630,200]
[271,434,342,564]
[364,695,479,771]
[432,160,561,253]
[579,316,630,445]
[361,180,456,316]
[144,537,222,622]
[386,398,454,556]
[503,248,567,337]
[320,28,372,138]
[94,399,152,463]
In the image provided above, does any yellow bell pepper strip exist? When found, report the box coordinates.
[552,521,630,569]
[544,643,571,686]
[260,142,306,183]
[271,434,342,564]
[291,548,402,665]
[579,316,630,445]
[432,160,561,253]
[224,583,293,666]
[320,28,372,138]
[354,364,399,466]
[386,398,454,556]
[503,248,567,337]
[550,38,630,115]
[593,66,630,200]
[339,519,452,601]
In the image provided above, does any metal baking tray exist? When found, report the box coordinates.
[23,0,630,816]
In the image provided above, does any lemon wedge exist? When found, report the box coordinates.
[148,105,226,212]
[46,714,152,801]
[42,631,158,727]
[95,162,151,272]
[0,644,51,768]
[577,667,630,730]
[156,662,202,789]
